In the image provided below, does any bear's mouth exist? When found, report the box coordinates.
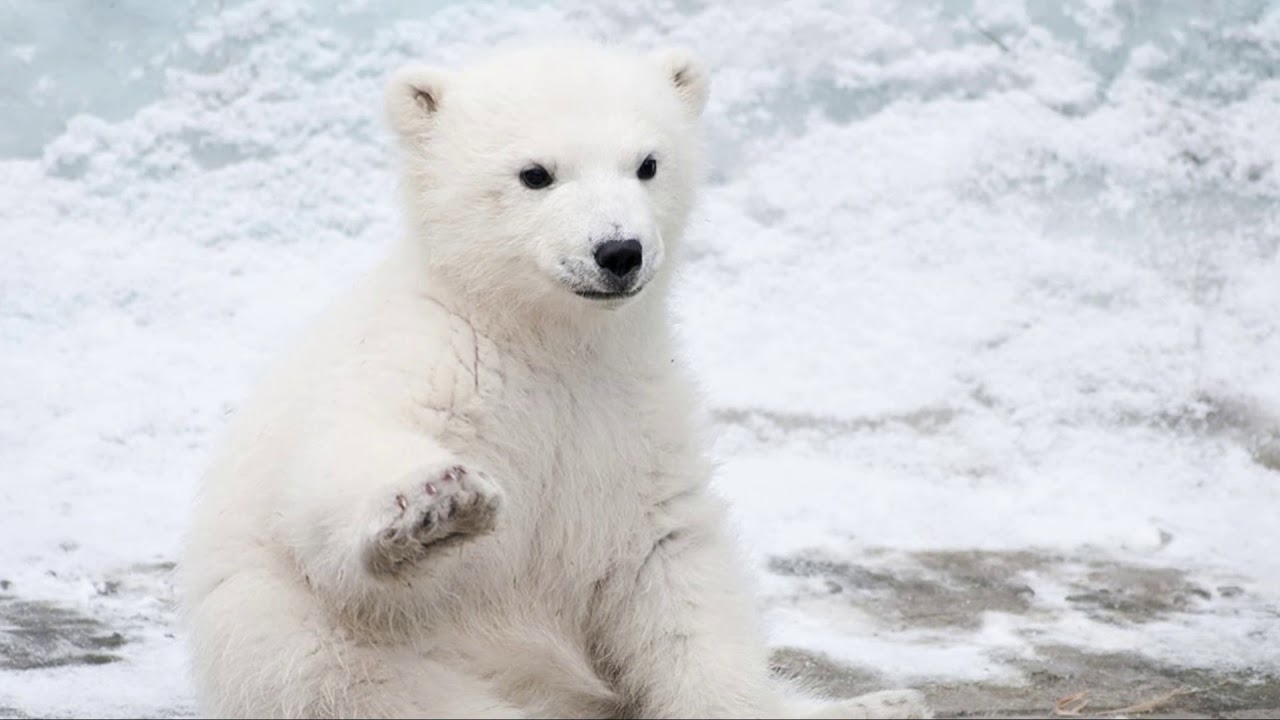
[573,287,644,300]
[555,259,649,303]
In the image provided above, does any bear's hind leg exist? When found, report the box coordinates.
[186,567,520,719]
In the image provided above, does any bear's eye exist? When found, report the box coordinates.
[637,155,657,181]
[519,164,554,190]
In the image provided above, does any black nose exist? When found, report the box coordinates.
[594,239,643,280]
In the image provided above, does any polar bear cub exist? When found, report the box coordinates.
[180,44,931,719]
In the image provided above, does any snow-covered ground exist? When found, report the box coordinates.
[2,1,1279,717]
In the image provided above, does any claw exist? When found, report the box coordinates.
[395,494,408,511]
[425,482,438,496]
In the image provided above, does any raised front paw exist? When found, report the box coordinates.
[364,463,503,577]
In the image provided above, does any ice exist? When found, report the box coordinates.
[2,0,1279,716]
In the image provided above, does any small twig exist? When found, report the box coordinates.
[1054,690,1090,716]
[1054,685,1206,718]
[967,17,1011,54]
[1099,687,1198,716]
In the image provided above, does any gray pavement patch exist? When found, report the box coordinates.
[1063,563,1213,624]
[768,548,1244,631]
[772,645,1280,719]
[0,594,127,670]
[766,547,1279,718]
[769,549,1042,630]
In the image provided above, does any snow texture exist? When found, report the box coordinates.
[2,1,1279,717]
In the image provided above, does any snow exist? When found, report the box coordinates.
[2,0,1279,716]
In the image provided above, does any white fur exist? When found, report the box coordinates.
[180,45,930,719]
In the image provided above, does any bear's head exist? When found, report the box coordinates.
[385,45,708,315]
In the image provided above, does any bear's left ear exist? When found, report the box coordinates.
[385,64,453,142]
[653,47,709,117]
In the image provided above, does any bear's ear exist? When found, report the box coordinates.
[385,65,453,140]
[653,47,709,117]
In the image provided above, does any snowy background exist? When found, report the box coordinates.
[2,1,1279,717]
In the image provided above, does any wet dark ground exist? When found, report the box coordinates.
[773,644,1280,718]
[768,549,1280,718]
[2,551,1277,718]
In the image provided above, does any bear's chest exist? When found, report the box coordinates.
[465,354,685,581]
[499,361,659,500]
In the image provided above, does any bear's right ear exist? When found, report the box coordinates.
[384,65,452,141]
[653,47,709,118]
